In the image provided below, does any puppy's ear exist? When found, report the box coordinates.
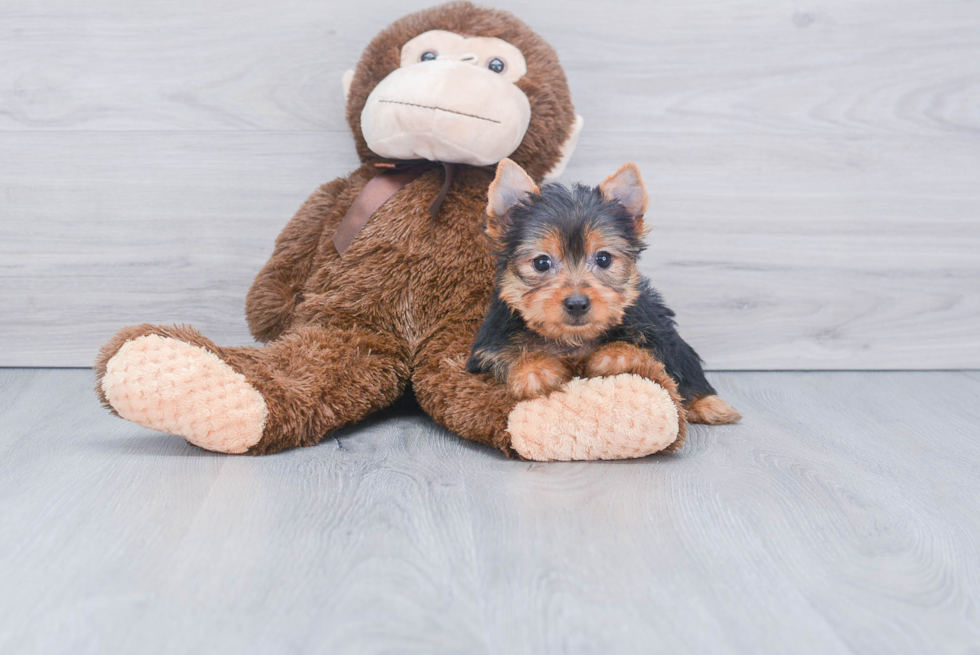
[487,158,539,240]
[600,163,649,237]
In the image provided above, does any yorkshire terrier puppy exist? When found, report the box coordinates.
[467,159,741,428]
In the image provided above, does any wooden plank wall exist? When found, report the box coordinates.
[1,0,978,368]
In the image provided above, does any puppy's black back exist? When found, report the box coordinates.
[606,279,717,402]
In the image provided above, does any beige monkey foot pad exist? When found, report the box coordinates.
[101,335,268,454]
[507,374,680,461]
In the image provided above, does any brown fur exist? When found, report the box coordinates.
[94,3,578,456]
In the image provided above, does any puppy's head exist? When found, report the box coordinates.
[486,159,650,345]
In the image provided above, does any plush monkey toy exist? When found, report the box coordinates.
[95,2,738,461]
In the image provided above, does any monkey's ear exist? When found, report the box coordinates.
[342,70,355,102]
[486,158,539,239]
[599,162,649,236]
[542,115,584,183]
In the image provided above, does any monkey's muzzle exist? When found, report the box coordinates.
[360,59,531,166]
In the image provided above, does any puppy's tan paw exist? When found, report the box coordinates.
[508,355,571,400]
[687,395,741,424]
[585,342,654,378]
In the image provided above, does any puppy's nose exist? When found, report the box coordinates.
[563,294,591,316]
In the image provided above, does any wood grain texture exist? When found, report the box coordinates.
[1,369,979,653]
[1,0,979,367]
[3,0,979,135]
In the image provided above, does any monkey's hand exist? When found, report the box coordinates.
[506,374,684,461]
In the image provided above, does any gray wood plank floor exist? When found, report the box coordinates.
[1,369,979,654]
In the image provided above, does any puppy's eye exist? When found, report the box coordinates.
[420,51,437,62]
[487,58,506,73]
[532,255,552,272]
[595,251,613,269]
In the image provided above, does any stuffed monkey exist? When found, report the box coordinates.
[95,2,738,461]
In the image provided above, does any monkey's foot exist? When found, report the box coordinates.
[99,333,267,453]
[506,374,681,461]
[687,395,741,425]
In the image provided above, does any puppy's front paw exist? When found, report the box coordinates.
[508,355,571,400]
[586,342,648,377]
[585,342,673,385]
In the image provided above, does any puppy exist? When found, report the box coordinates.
[467,159,740,427]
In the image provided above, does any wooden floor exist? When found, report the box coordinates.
[1,369,978,654]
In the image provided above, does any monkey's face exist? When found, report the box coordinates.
[359,30,532,166]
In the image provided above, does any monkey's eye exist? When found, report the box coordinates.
[532,255,552,272]
[487,58,506,73]
[420,51,437,62]
[595,251,613,269]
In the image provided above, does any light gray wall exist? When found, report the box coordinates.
[1,0,978,368]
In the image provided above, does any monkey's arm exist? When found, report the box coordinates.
[245,167,373,342]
